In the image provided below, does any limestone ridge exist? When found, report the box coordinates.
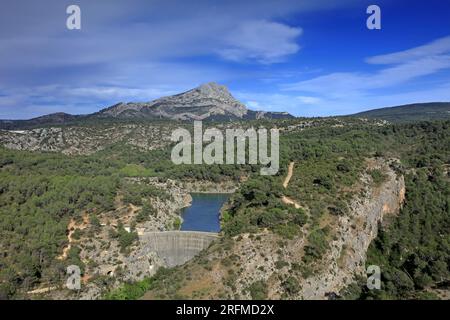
[96,82,290,121]
[97,82,250,120]
[0,82,293,129]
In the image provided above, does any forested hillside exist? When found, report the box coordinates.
[1,118,449,299]
[342,168,450,299]
[0,141,249,299]
[352,102,450,123]
[110,120,450,300]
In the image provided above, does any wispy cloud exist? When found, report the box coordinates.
[219,20,302,63]
[283,56,450,97]
[281,35,450,114]
[366,36,450,64]
[0,0,328,118]
[283,36,450,95]
[2,0,446,119]
[235,91,323,116]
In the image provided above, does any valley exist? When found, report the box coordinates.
[0,84,449,301]
[2,0,450,309]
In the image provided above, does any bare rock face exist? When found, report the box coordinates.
[90,82,293,121]
[98,82,249,121]
[297,159,405,299]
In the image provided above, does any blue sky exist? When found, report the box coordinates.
[1,0,450,119]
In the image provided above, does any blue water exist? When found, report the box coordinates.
[180,193,229,232]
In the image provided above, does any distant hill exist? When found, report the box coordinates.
[0,82,293,130]
[0,113,84,130]
[352,102,450,122]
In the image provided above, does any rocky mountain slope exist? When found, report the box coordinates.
[0,124,174,155]
[96,82,251,120]
[0,83,293,129]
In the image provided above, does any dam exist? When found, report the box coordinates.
[139,231,219,267]
[138,194,227,267]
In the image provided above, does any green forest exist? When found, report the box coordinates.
[1,119,449,299]
[108,119,449,300]
[0,126,255,298]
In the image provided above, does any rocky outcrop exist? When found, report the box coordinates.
[96,82,293,121]
[97,82,247,120]
[137,179,192,232]
[0,124,173,155]
[48,178,194,300]
[297,160,405,299]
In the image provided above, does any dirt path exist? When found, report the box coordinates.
[281,196,302,209]
[281,161,303,208]
[27,286,58,295]
[283,162,295,188]
[57,213,89,260]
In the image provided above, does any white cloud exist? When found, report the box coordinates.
[66,86,176,101]
[275,35,450,115]
[296,96,322,104]
[236,91,324,116]
[0,0,383,118]
[282,36,450,98]
[220,20,302,63]
[246,100,262,110]
[237,81,450,117]
[316,81,450,116]
[283,57,450,95]
[367,36,450,65]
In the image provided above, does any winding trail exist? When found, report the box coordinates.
[283,162,295,188]
[57,213,89,260]
[281,161,302,209]
[281,195,302,209]
[27,286,58,295]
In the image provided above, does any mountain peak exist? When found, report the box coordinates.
[196,82,227,94]
[0,83,293,128]
[189,82,235,102]
[95,82,293,121]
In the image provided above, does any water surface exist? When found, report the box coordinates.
[180,193,229,232]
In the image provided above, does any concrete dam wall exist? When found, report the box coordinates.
[139,231,219,267]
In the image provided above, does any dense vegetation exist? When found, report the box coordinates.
[0,149,120,298]
[342,168,450,299]
[0,141,247,299]
[1,118,449,299]
[107,120,449,299]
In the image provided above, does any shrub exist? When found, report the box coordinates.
[247,280,268,300]
[303,228,329,263]
[274,224,299,240]
[282,276,300,295]
[369,169,387,186]
[173,217,182,230]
